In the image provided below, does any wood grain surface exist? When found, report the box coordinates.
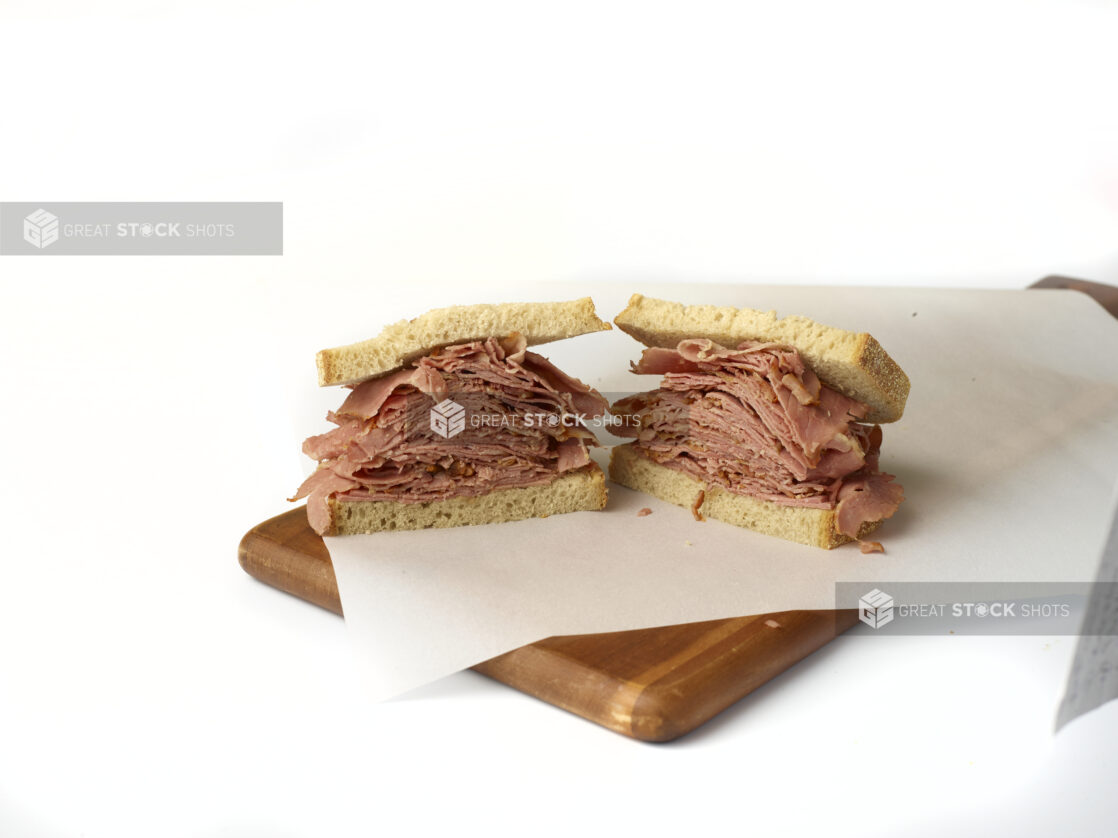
[238,276,1115,742]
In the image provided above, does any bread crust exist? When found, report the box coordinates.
[317,298,611,387]
[613,294,909,423]
[321,464,608,536]
[608,444,880,549]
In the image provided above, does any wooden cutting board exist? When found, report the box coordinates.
[240,508,858,741]
[238,276,1117,742]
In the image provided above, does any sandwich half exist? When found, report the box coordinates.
[291,298,611,535]
[609,294,909,549]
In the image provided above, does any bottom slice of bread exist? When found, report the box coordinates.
[323,463,608,535]
[609,444,878,549]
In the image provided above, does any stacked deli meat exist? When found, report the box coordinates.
[292,333,609,535]
[611,338,904,539]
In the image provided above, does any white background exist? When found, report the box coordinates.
[2,1,1118,836]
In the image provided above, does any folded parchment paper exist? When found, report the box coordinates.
[1057,484,1118,730]
[318,285,1118,700]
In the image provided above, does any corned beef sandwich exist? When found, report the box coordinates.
[608,294,909,549]
[291,298,612,536]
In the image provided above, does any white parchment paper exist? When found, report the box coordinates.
[319,285,1118,700]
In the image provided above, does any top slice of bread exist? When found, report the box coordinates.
[614,294,909,423]
[316,297,611,386]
